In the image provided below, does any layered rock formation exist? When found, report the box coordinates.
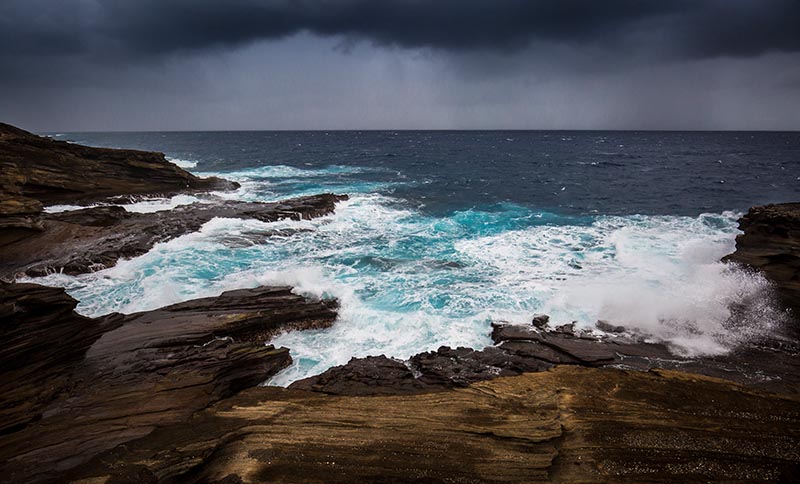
[0,193,347,279]
[0,282,337,483]
[0,282,116,436]
[60,367,800,484]
[0,123,235,231]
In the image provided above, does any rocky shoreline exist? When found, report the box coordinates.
[1,124,799,483]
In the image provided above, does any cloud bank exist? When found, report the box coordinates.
[3,0,799,60]
[1,1,798,130]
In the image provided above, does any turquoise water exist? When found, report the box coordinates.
[33,131,796,384]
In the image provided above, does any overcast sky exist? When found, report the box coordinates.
[1,0,799,131]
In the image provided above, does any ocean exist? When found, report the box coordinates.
[37,131,799,384]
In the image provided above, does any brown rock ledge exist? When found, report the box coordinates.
[0,282,338,483]
[0,122,236,231]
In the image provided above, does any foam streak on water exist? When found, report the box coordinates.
[29,166,785,385]
[44,194,203,214]
[166,156,198,169]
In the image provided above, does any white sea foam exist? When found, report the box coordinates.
[166,157,198,169]
[29,191,787,385]
[456,213,783,356]
[199,164,369,182]
[195,164,402,204]
[45,203,105,213]
[122,194,201,213]
[44,194,202,214]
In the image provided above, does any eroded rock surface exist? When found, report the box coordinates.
[0,193,347,279]
[0,283,338,483]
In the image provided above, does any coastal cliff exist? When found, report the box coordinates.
[65,367,800,484]
[0,123,235,232]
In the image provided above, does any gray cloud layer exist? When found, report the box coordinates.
[1,1,799,131]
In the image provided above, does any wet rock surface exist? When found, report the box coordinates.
[724,202,800,336]
[0,283,337,483]
[290,355,428,395]
[291,347,555,396]
[3,288,798,484]
[0,193,347,279]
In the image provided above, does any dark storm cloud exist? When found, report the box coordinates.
[2,0,799,62]
[2,0,798,131]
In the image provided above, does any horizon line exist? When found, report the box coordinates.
[41,128,800,134]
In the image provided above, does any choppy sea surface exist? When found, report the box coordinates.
[36,131,800,384]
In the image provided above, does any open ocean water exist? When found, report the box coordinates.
[36,131,800,384]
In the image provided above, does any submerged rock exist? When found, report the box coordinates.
[0,282,337,483]
[531,312,550,328]
[596,319,626,333]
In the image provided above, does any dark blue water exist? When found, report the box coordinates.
[39,130,798,384]
[55,131,800,216]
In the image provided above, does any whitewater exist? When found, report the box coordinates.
[30,156,788,385]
